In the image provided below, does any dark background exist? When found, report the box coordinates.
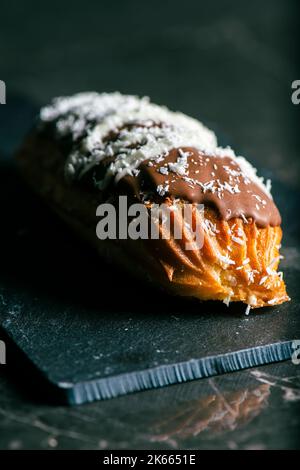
[1,0,299,186]
[0,0,299,450]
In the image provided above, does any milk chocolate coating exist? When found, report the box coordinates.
[119,147,281,227]
[51,117,281,228]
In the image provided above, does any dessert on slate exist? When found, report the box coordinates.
[17,92,289,311]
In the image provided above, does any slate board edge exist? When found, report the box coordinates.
[56,340,295,405]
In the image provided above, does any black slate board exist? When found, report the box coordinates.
[0,100,299,405]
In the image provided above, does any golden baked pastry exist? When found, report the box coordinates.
[17,92,289,311]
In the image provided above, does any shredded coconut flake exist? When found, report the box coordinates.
[217,254,235,265]
[259,275,268,285]
[39,92,274,197]
[232,236,244,245]
[268,296,285,305]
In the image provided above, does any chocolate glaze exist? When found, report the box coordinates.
[118,147,281,227]
[40,94,281,228]
[52,113,281,228]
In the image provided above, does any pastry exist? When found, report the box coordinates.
[17,92,289,311]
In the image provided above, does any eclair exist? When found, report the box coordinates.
[17,92,289,311]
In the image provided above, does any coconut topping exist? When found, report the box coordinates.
[39,92,281,227]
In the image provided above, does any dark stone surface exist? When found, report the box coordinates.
[0,165,298,403]
[0,360,299,449]
[0,0,299,449]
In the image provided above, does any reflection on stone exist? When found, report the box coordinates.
[150,382,270,443]
[251,370,300,402]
